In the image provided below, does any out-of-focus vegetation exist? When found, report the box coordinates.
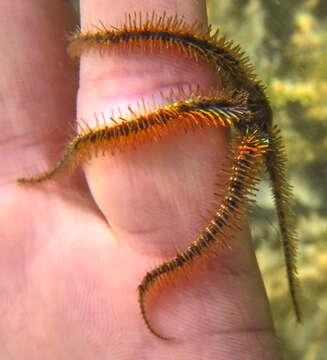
[72,0,79,13]
[207,0,327,358]
[71,0,326,358]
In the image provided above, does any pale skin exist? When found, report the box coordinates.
[0,0,282,359]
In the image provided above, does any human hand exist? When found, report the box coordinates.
[0,0,282,359]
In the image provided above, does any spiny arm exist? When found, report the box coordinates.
[137,131,268,339]
[265,124,301,321]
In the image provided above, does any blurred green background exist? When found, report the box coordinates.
[207,1,327,359]
[72,1,327,358]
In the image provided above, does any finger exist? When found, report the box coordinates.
[77,0,281,356]
[78,0,222,253]
[0,0,77,184]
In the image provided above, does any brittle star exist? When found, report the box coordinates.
[17,12,300,340]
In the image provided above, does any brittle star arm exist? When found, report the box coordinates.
[17,94,249,184]
[265,124,301,321]
[137,130,268,339]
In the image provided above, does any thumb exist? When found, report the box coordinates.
[77,1,225,258]
[76,0,281,357]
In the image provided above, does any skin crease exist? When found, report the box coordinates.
[0,0,283,359]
